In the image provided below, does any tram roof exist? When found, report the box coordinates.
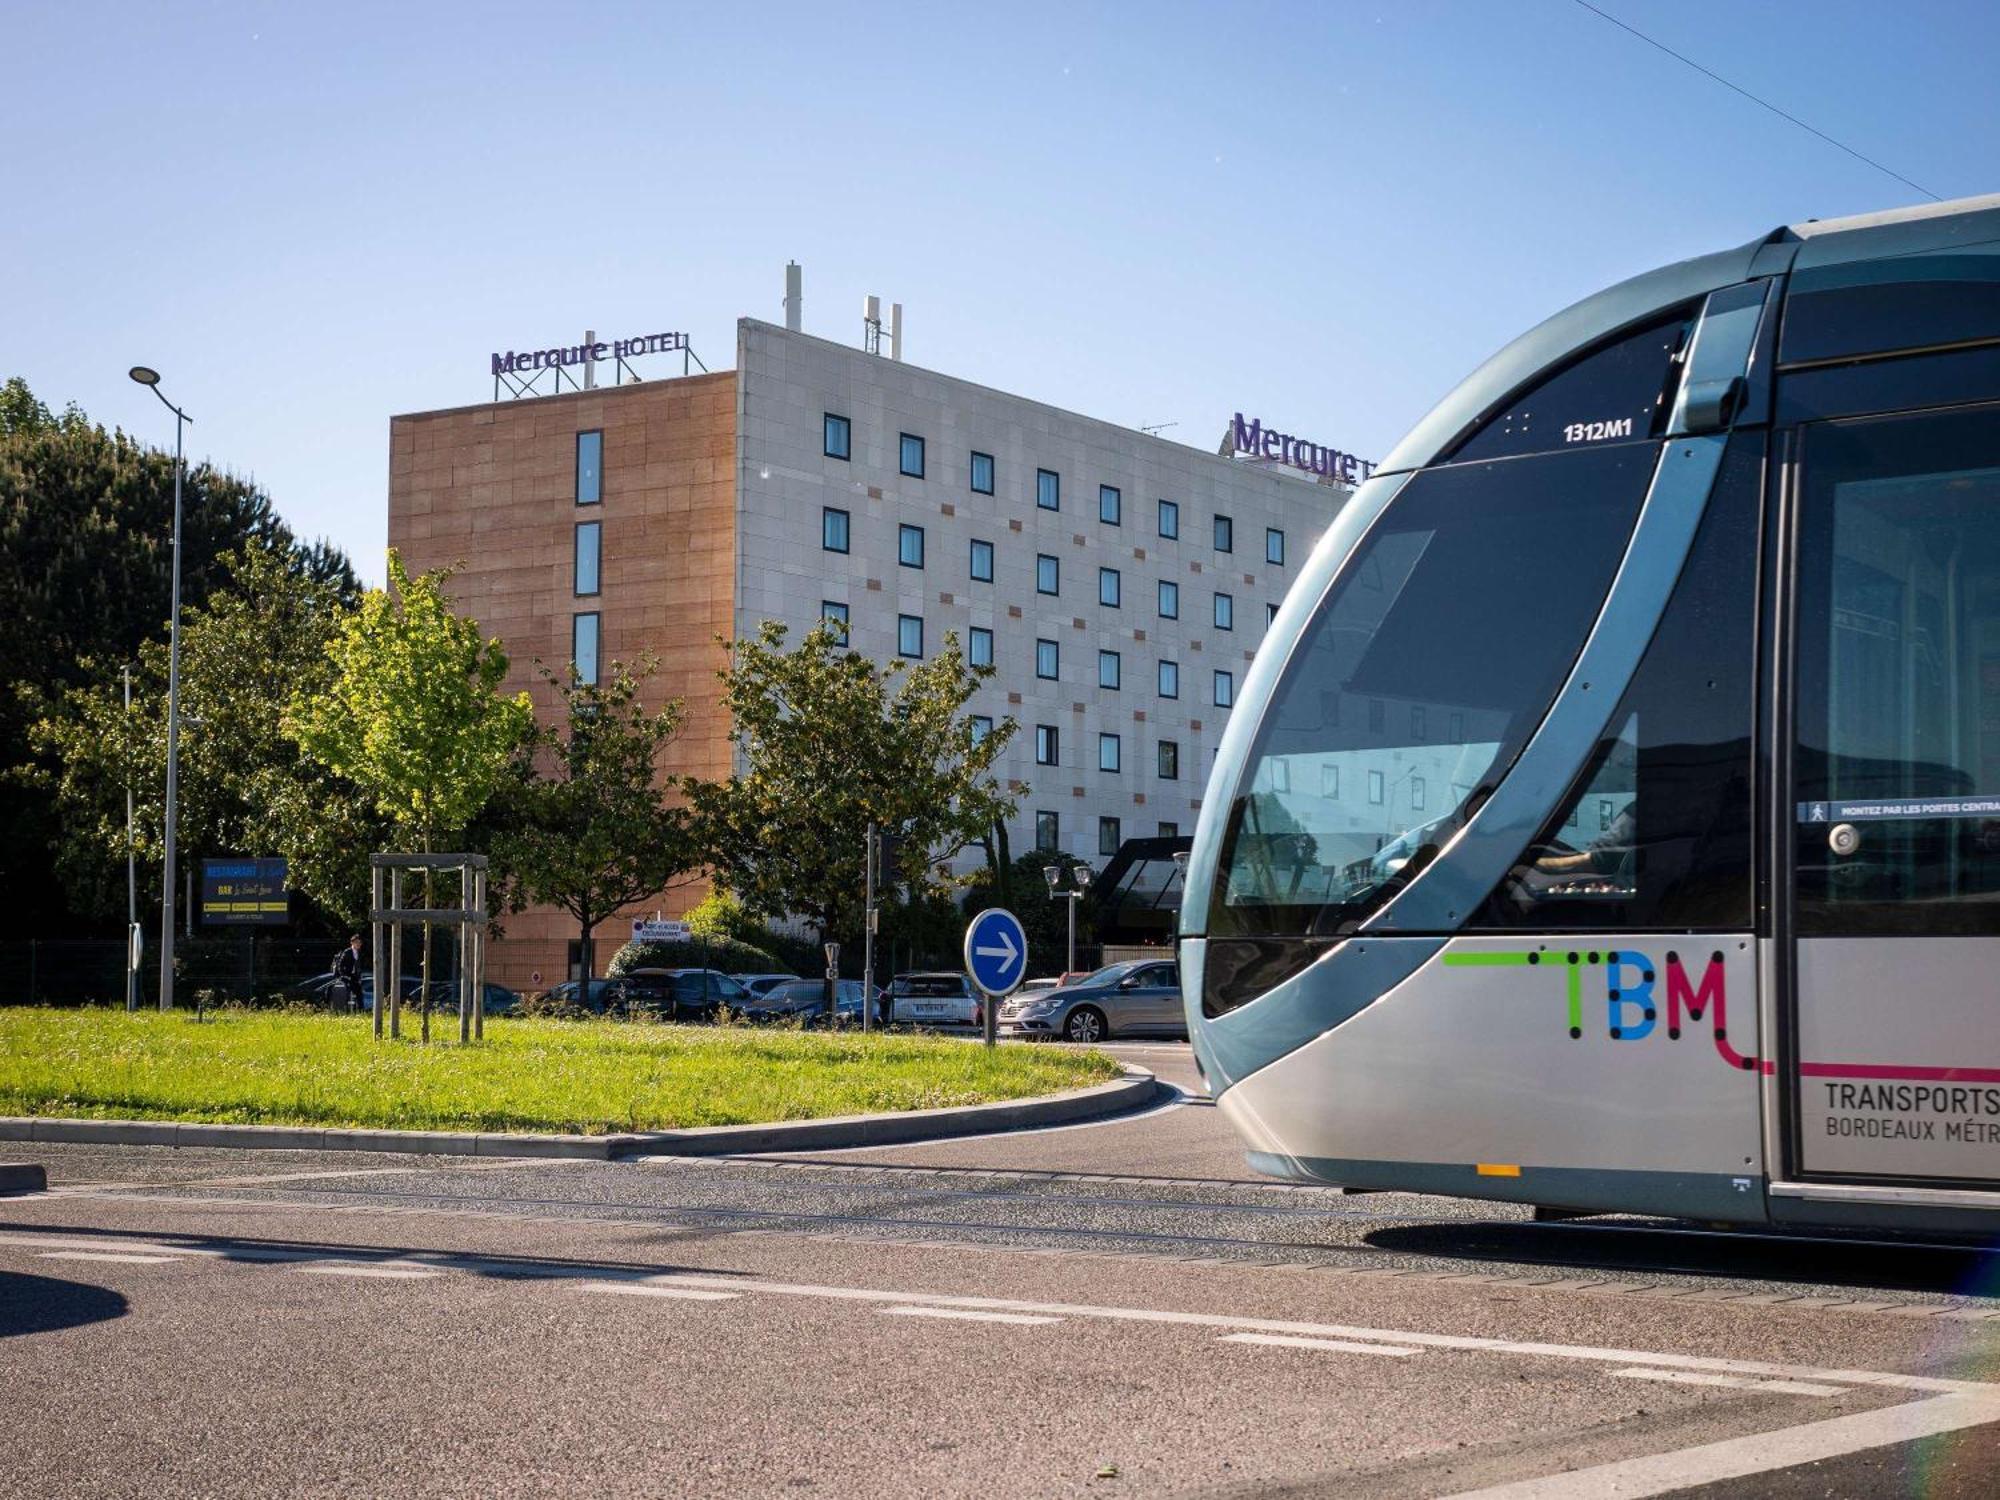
[1377,191,2000,478]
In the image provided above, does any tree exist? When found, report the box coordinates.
[25,546,382,930]
[285,550,532,1039]
[683,618,1017,949]
[491,656,696,986]
[1,375,356,936]
[959,848,1098,978]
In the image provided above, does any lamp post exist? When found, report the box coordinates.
[1042,861,1095,976]
[129,366,192,1011]
[123,663,139,1012]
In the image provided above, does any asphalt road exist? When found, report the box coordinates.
[3,1040,1998,1498]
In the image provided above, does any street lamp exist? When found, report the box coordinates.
[1042,861,1094,976]
[129,365,192,1011]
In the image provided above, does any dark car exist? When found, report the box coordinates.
[741,978,869,1027]
[618,968,750,1022]
[547,977,627,1013]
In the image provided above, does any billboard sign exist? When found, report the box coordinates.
[200,858,289,926]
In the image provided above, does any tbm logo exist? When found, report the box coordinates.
[1443,949,1764,1072]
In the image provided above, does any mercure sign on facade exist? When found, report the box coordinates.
[1231,413,1375,485]
[491,331,689,378]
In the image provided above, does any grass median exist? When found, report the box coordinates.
[0,1007,1123,1136]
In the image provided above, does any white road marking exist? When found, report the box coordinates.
[579,1284,741,1302]
[882,1305,1061,1326]
[1439,1391,2000,1499]
[1219,1332,1420,1357]
[293,1264,440,1280]
[36,1250,182,1265]
[1612,1367,1848,1397]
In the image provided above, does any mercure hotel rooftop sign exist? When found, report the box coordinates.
[491,331,688,377]
[1231,413,1375,485]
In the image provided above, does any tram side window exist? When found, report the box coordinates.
[1447,305,1695,464]
[1794,404,2000,936]
[1472,434,1763,932]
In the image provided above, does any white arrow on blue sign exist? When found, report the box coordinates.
[963,907,1029,998]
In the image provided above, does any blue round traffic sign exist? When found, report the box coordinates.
[963,908,1029,998]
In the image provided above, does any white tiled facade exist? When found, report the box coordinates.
[731,318,1352,868]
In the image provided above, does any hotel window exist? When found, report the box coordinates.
[1035,811,1059,851]
[1213,513,1233,553]
[1266,602,1279,629]
[573,520,601,597]
[1099,484,1122,526]
[1266,527,1285,566]
[1213,592,1233,631]
[969,538,994,582]
[1037,468,1061,511]
[1320,764,1340,798]
[971,714,994,744]
[1368,769,1386,804]
[822,507,850,554]
[1099,816,1122,855]
[1158,659,1179,699]
[1037,554,1060,595]
[1098,649,1121,690]
[1035,724,1060,765]
[1157,739,1179,779]
[571,612,600,686]
[1213,669,1234,707]
[1098,567,1121,608]
[824,413,851,460]
[1158,821,1179,837]
[1099,733,1121,773]
[575,430,602,505]
[969,626,994,668]
[821,600,849,641]
[899,432,925,478]
[1411,705,1426,741]
[898,614,923,659]
[1158,498,1179,539]
[1158,579,1179,619]
[899,523,925,569]
[970,451,994,495]
[1036,639,1059,680]
[1411,776,1427,812]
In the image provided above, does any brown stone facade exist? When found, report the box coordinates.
[386,372,737,990]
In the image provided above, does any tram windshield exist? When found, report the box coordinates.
[1207,444,1660,937]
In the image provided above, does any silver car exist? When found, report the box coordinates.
[996,959,1184,1043]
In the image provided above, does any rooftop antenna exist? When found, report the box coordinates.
[1140,421,1178,436]
[784,262,802,332]
[862,295,882,356]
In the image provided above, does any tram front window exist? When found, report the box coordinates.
[1209,444,1657,938]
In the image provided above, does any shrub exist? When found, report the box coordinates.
[606,935,788,978]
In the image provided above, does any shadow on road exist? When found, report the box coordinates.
[0,1271,128,1337]
[1365,1218,2000,1299]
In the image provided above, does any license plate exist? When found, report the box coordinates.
[913,1003,948,1014]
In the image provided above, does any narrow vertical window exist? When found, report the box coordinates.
[897,614,924,658]
[899,432,925,478]
[1411,776,1426,812]
[821,600,849,641]
[1098,733,1121,773]
[1099,484,1121,525]
[1036,639,1059,680]
[1214,592,1233,631]
[575,430,602,504]
[969,538,994,582]
[1266,602,1279,629]
[1037,469,1061,511]
[1158,499,1179,539]
[899,523,925,569]
[1213,514,1233,553]
[1037,554,1059,595]
[971,714,993,744]
[1368,769,1386,804]
[1213,670,1234,707]
[823,413,851,460]
[1158,579,1179,619]
[1035,725,1060,765]
[1035,811,1059,851]
[822,507,850,553]
[1098,567,1121,608]
[1158,660,1179,699]
[1158,740,1179,779]
[1099,816,1122,855]
[969,626,994,668]
[572,612,600,686]
[970,451,995,494]
[1266,527,1286,566]
[1098,649,1121,690]
[573,520,601,597]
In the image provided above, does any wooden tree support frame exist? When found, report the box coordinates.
[368,854,490,1043]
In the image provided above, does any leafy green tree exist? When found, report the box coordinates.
[286,550,532,1038]
[683,619,1017,950]
[959,848,1098,978]
[491,657,696,985]
[25,547,381,930]
[1,375,354,936]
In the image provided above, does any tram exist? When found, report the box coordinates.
[1182,193,2000,1235]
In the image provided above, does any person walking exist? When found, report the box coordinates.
[333,934,365,1012]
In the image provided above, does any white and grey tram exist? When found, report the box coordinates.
[1181,193,2000,1236]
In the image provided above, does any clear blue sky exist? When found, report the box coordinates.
[5,1,1995,585]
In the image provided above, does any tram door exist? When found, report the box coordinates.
[1789,402,2000,1186]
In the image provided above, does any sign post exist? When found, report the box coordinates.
[963,908,1029,1049]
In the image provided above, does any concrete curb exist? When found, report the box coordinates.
[0,1066,1162,1163]
[0,1163,48,1196]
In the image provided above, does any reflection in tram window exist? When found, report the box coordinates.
[1207,444,1654,937]
[1476,434,1763,932]
[1795,404,2000,936]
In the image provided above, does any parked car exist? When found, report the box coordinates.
[887,971,982,1028]
[618,967,750,1021]
[732,973,801,999]
[996,958,1183,1043]
[742,978,869,1027]
[546,977,627,1013]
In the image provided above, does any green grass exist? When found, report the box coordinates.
[0,1008,1122,1136]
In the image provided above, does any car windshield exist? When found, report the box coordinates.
[1076,963,1139,987]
